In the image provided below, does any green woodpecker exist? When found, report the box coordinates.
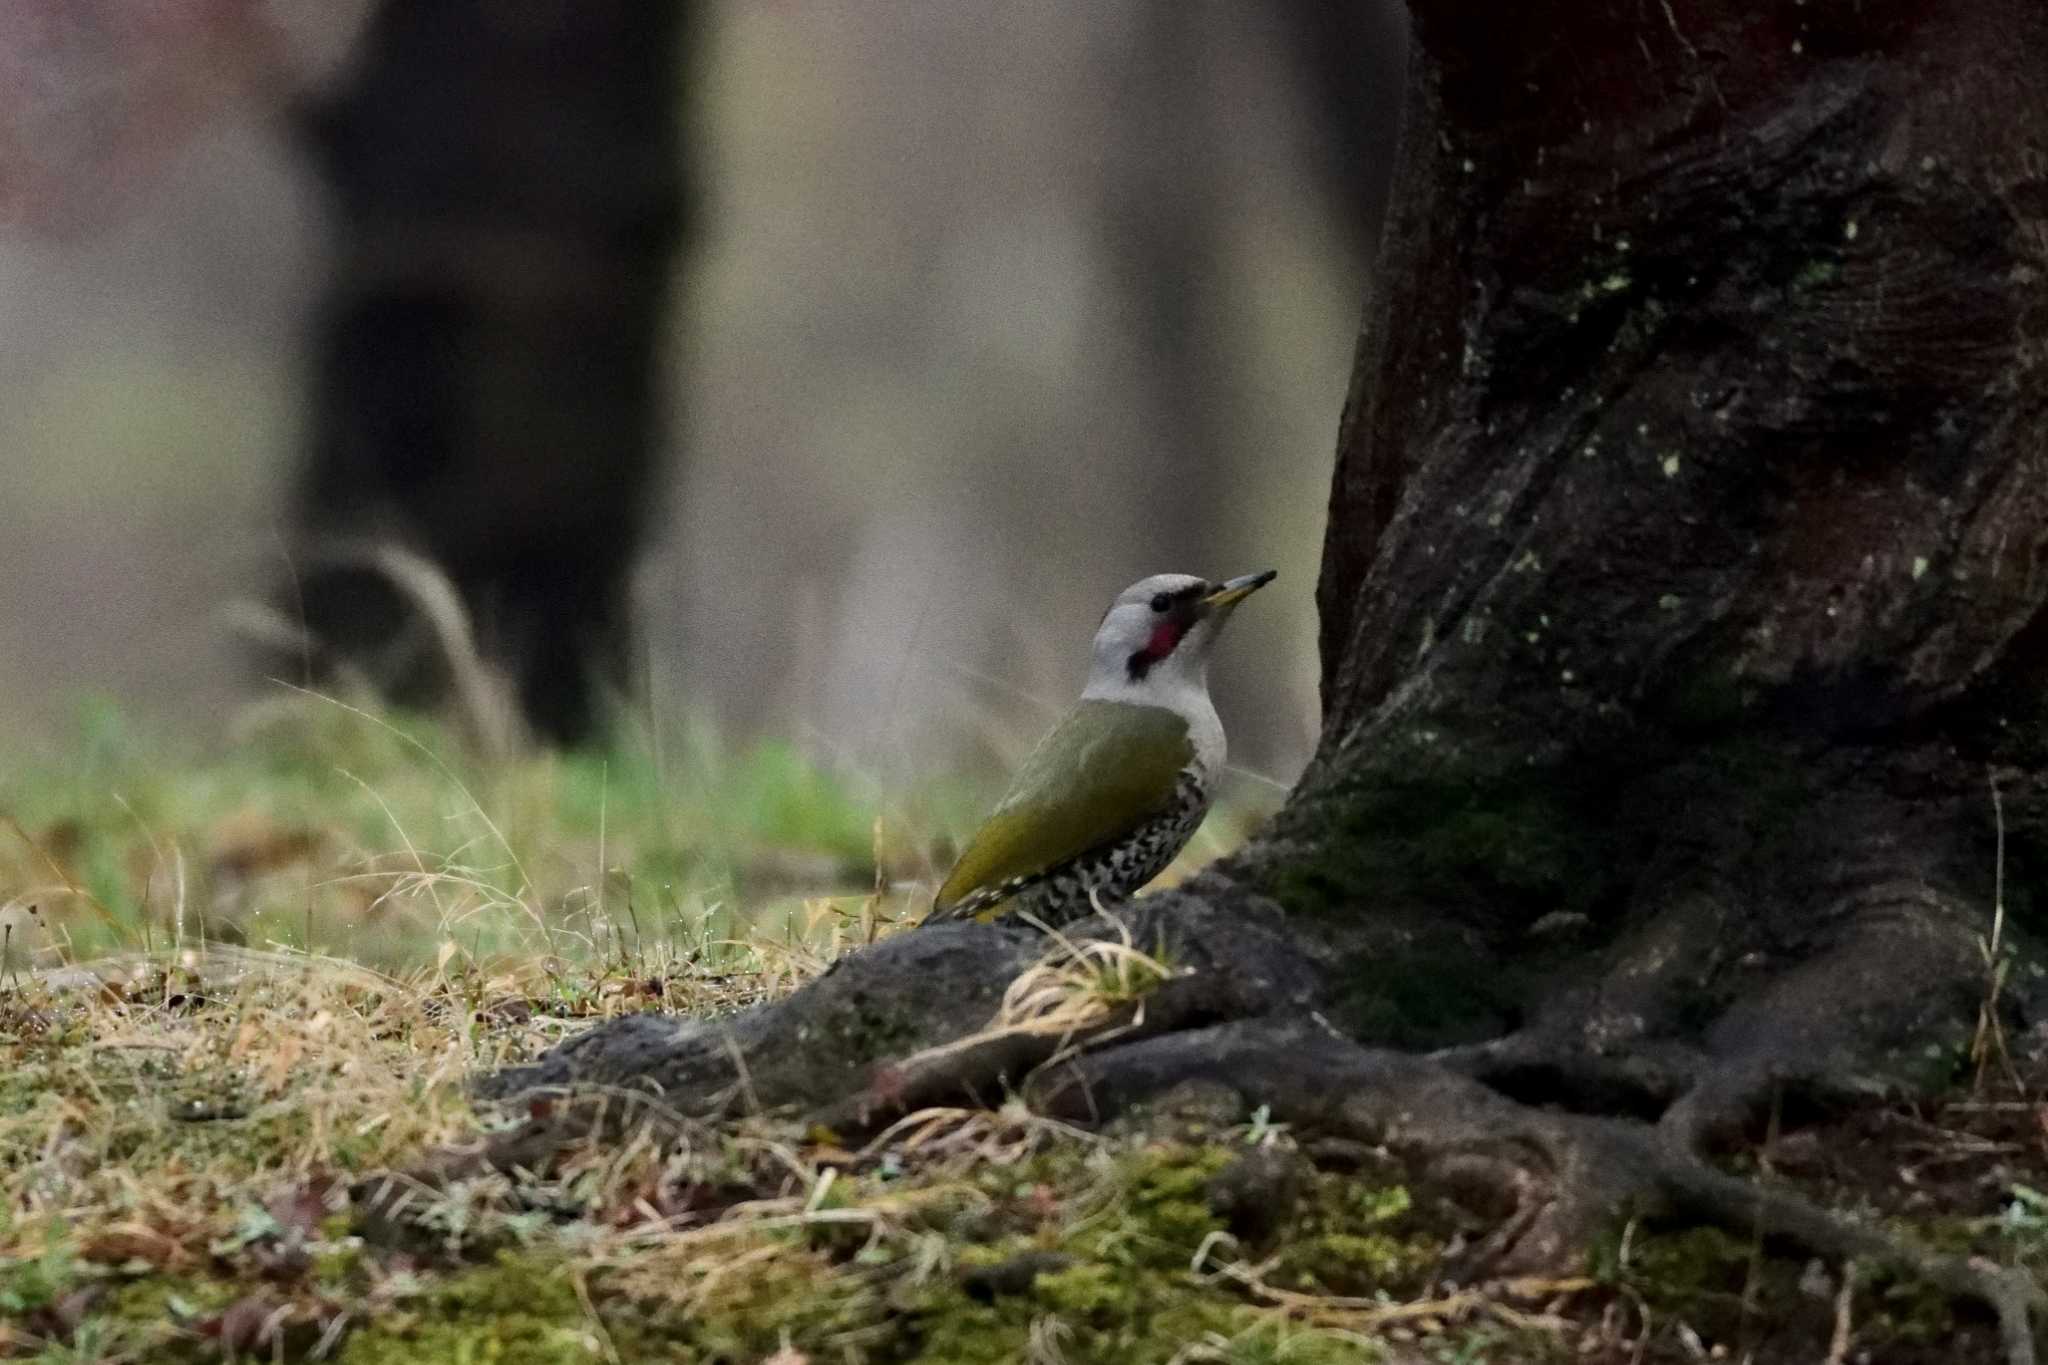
[927,570,1276,926]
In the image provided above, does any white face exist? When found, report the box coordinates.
[1088,573,1225,693]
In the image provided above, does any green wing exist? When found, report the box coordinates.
[933,701,1194,918]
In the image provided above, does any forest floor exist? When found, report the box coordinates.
[2,699,2044,1363]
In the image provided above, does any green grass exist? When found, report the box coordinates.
[0,693,955,973]
[0,692,1279,977]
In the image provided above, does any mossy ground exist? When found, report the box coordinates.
[0,955,1474,1363]
[12,949,2048,1364]
[4,701,2047,1362]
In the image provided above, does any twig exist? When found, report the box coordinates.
[721,1030,760,1116]
[1975,768,2023,1093]
[1824,1259,1857,1365]
[572,1267,622,1365]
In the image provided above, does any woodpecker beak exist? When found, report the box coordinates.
[1202,569,1277,612]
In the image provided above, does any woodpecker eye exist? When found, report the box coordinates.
[1149,593,1170,613]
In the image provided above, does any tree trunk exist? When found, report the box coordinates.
[277,0,689,745]
[475,0,2048,1338]
[1299,0,2048,1132]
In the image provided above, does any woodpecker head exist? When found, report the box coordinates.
[1084,570,1276,699]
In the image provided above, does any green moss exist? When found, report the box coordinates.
[101,1273,235,1321]
[1267,747,1621,934]
[902,1293,1040,1365]
[24,1127,1563,1365]
[1261,722,1860,1048]
[335,1253,624,1365]
[903,1162,1547,1365]
[1609,1221,1982,1355]
[1613,1224,1762,1314]
[311,1240,370,1295]
[1328,934,1520,1049]
[0,1231,83,1317]
[679,1248,894,1360]
[908,1146,1473,1362]
[331,1250,883,1365]
[1033,1260,1135,1318]
[1607,1225,1826,1352]
[821,991,930,1062]
[59,1274,243,1364]
[904,1251,1262,1365]
[1659,665,1754,731]
[1860,1263,1964,1346]
[1266,756,1578,1041]
[1070,1144,1233,1267]
[905,1146,1272,1362]
[1791,258,1842,291]
[1293,1232,1411,1282]
[1265,1174,1441,1299]
[1194,1319,1395,1364]
[1842,1215,1986,1346]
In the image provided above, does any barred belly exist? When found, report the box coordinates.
[1003,771,1210,927]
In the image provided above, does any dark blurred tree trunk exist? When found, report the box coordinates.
[1093,1,1408,578]
[475,0,2048,1327]
[1280,0,1409,262]
[281,0,688,745]
[1093,1,1234,572]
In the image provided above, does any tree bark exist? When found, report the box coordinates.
[1295,0,2048,1133]
[476,0,2048,1338]
[278,0,689,745]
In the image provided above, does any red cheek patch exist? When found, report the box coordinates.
[1145,621,1186,660]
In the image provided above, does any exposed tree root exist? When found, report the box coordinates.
[1660,881,1986,1147]
[469,993,2040,1361]
[473,883,2036,1361]
[476,922,1053,1113]
[1436,870,1991,1157]
[1031,1018,2044,1365]
[476,875,1317,1118]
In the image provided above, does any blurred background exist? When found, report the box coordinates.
[0,0,1404,787]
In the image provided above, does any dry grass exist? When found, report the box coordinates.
[0,934,1362,1362]
[3,948,570,1274]
[0,697,1328,1362]
[0,911,1526,1364]
[885,911,1185,1090]
[12,700,2042,1363]
[9,920,2048,1363]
